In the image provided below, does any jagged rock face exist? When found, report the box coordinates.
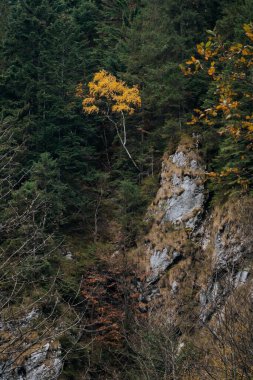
[153,145,205,230]
[143,137,205,281]
[198,201,253,322]
[136,136,253,325]
[0,310,62,380]
[163,174,204,228]
[148,249,182,284]
[0,344,62,380]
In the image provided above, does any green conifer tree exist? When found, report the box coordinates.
[0,0,102,229]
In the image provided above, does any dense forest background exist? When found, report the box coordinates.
[1,0,253,378]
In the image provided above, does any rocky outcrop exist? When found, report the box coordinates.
[163,174,204,228]
[139,136,205,285]
[133,136,204,313]
[149,137,205,231]
[0,310,62,380]
[135,135,253,325]
[149,249,182,282]
[0,343,62,380]
[198,198,253,322]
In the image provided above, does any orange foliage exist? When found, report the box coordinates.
[81,267,137,346]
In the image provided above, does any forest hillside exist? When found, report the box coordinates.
[1,0,253,379]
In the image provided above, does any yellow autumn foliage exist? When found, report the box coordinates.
[181,24,253,189]
[243,23,253,41]
[80,70,141,115]
[208,62,215,76]
[181,24,253,142]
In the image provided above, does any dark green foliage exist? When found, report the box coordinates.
[109,0,226,192]
[121,0,224,119]
[116,179,145,246]
[0,0,103,229]
[1,0,253,377]
[0,119,55,304]
[96,0,142,72]
[196,5,253,198]
[209,136,253,201]
[17,152,67,228]
[217,0,253,41]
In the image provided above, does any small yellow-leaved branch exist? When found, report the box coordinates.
[181,24,253,190]
[243,23,253,42]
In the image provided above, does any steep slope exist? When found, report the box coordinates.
[1,135,252,379]
[134,135,253,329]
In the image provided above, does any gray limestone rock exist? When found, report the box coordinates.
[0,343,62,380]
[146,249,183,290]
[171,281,179,294]
[235,270,249,287]
[171,151,187,167]
[163,176,204,228]
[0,311,62,380]
[150,248,170,273]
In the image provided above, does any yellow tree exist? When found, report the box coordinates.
[77,70,141,169]
[181,24,253,191]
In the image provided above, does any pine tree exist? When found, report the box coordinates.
[0,0,102,229]
[217,0,253,41]
[183,21,253,197]
[0,2,9,46]
[109,0,225,181]
[96,0,141,72]
[122,0,224,121]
